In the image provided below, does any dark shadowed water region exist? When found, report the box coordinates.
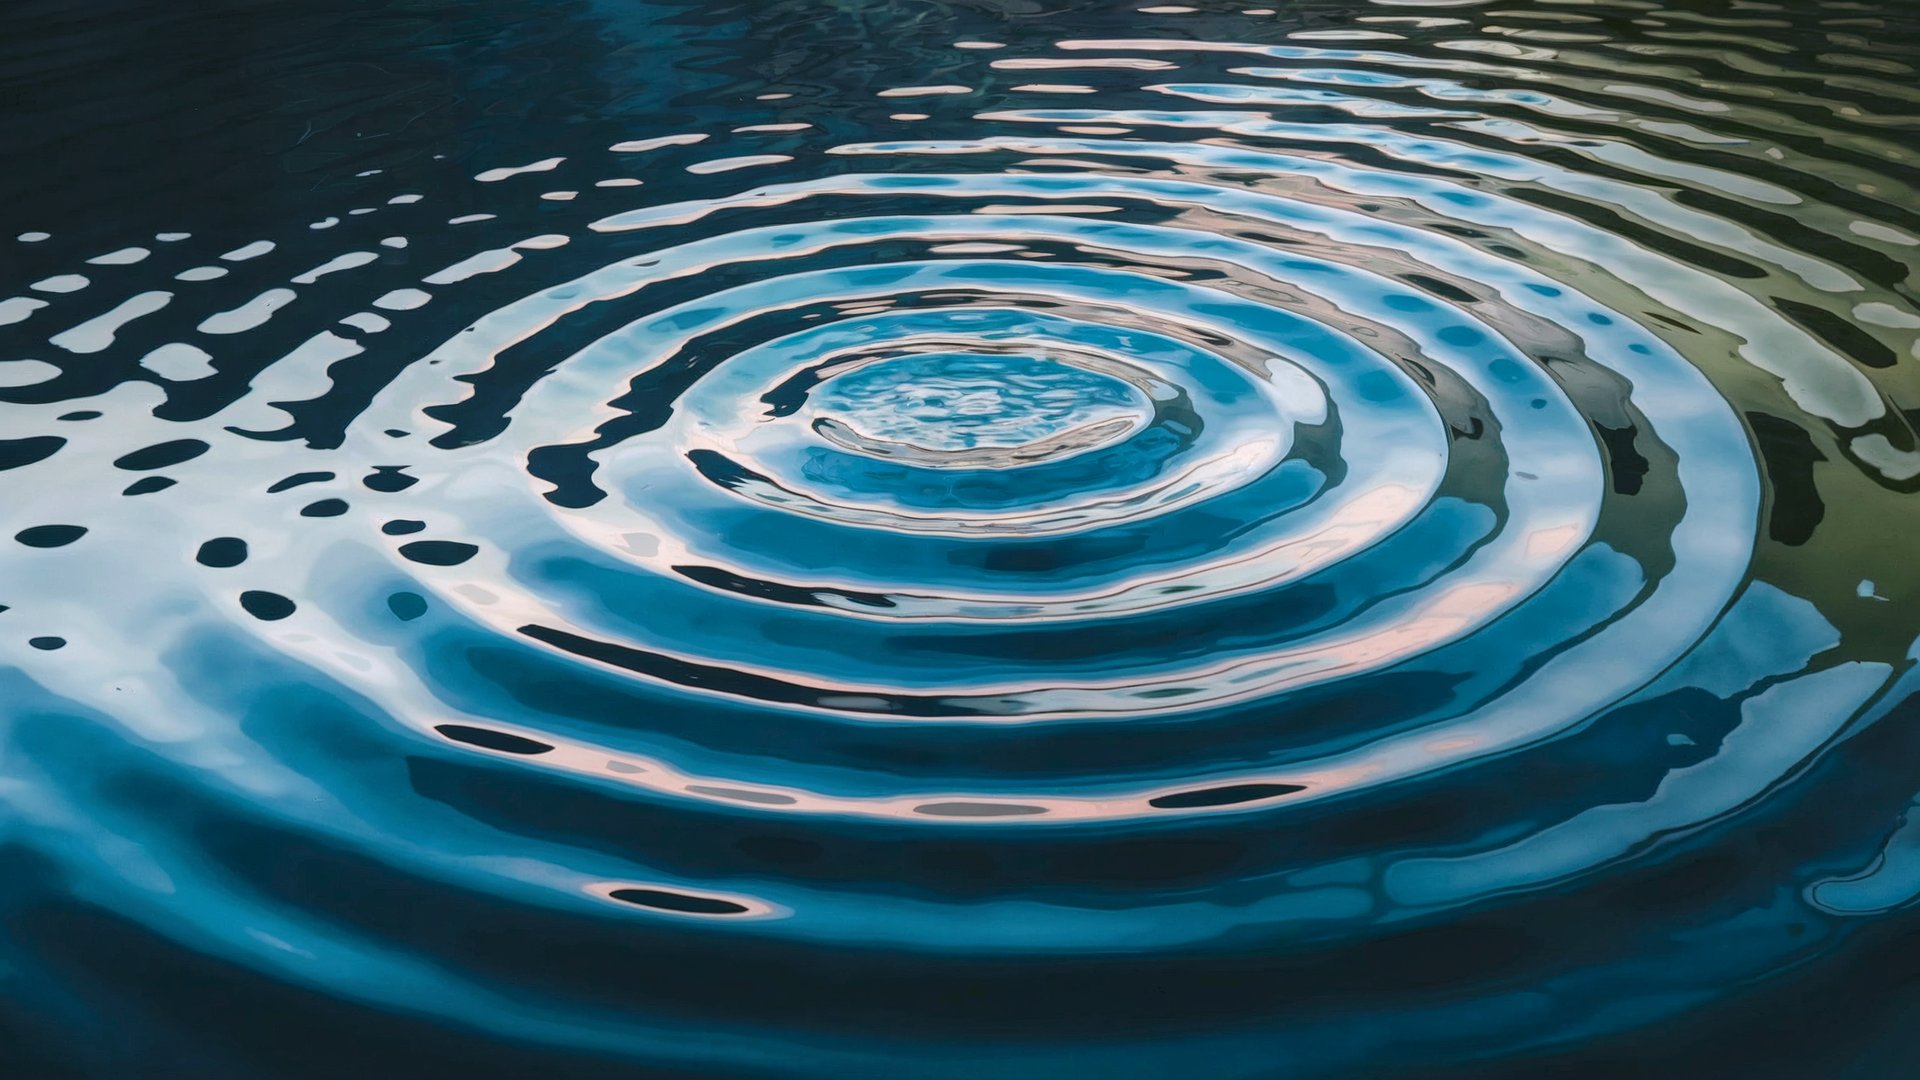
[3,0,1920,1076]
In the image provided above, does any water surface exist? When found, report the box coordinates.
[4,0,1920,1076]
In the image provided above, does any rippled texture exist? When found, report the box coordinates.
[4,0,1920,1076]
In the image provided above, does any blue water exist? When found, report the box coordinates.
[4,1,1920,1076]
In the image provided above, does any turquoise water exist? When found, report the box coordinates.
[3,0,1920,1075]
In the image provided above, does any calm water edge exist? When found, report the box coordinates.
[4,0,1920,1076]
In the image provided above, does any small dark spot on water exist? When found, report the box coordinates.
[1776,296,1897,369]
[913,801,1048,817]
[384,429,409,438]
[1594,421,1650,496]
[607,888,751,916]
[1403,272,1479,303]
[196,538,248,567]
[0,436,65,471]
[301,498,349,517]
[122,477,175,496]
[16,524,86,548]
[239,590,296,621]
[29,636,66,651]
[387,591,428,620]
[113,438,209,471]
[382,519,426,535]
[685,784,799,805]
[364,466,417,492]
[268,471,334,493]
[399,540,478,565]
[434,723,553,755]
[1148,783,1307,809]
[1644,311,1699,335]
[1748,412,1825,546]
[56,411,100,422]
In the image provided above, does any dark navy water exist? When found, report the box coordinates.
[4,1,1920,1076]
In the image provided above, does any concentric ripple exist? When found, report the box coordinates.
[4,1,1920,1077]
